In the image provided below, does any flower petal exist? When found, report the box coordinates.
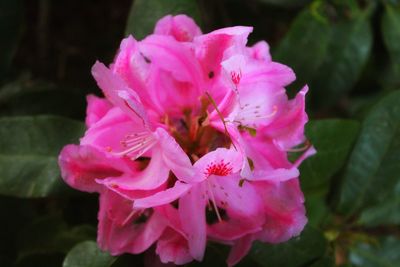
[210,174,262,218]
[294,145,317,168]
[85,95,112,127]
[140,35,203,86]
[92,61,150,127]
[133,181,192,208]
[179,184,207,261]
[261,85,309,150]
[97,189,167,255]
[154,14,202,42]
[226,235,254,267]
[208,218,261,241]
[242,61,296,88]
[100,147,169,191]
[247,41,271,61]
[129,210,168,254]
[250,168,300,182]
[58,145,130,193]
[242,133,292,170]
[194,32,235,81]
[156,228,193,265]
[155,128,198,183]
[210,26,253,51]
[256,179,307,243]
[194,147,243,177]
[81,106,157,160]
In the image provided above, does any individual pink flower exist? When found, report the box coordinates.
[59,143,168,254]
[58,14,314,266]
[134,148,265,260]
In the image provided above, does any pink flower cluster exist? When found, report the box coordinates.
[59,15,314,266]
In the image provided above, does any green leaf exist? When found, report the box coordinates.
[275,1,373,103]
[17,214,96,259]
[382,4,400,73]
[304,191,330,227]
[310,2,373,107]
[273,4,332,93]
[125,0,201,40]
[0,0,23,80]
[0,81,87,120]
[348,92,389,120]
[337,90,400,216]
[248,226,327,267]
[0,115,85,198]
[301,119,360,193]
[358,181,400,226]
[63,241,116,267]
[350,236,400,267]
[300,120,359,226]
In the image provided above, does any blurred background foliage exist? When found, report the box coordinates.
[0,0,399,266]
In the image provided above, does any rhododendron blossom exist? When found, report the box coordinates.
[59,14,314,266]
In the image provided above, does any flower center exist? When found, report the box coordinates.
[205,160,233,177]
[114,131,157,160]
[230,70,242,85]
[164,102,232,162]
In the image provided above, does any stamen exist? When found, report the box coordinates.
[205,92,237,150]
[207,198,213,211]
[111,131,157,160]
[114,138,153,156]
[229,69,243,109]
[286,140,311,153]
[230,70,242,85]
[125,132,149,138]
[207,180,222,223]
[121,132,151,147]
[236,105,278,126]
[121,208,141,226]
[122,98,149,130]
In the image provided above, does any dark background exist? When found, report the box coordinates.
[1,0,399,266]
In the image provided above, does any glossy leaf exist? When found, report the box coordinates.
[305,192,330,227]
[300,120,359,226]
[350,237,400,267]
[125,0,201,40]
[274,1,373,104]
[248,226,327,267]
[301,119,360,193]
[0,116,85,198]
[63,241,116,267]
[273,5,332,93]
[311,2,373,107]
[358,181,400,226]
[337,90,400,216]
